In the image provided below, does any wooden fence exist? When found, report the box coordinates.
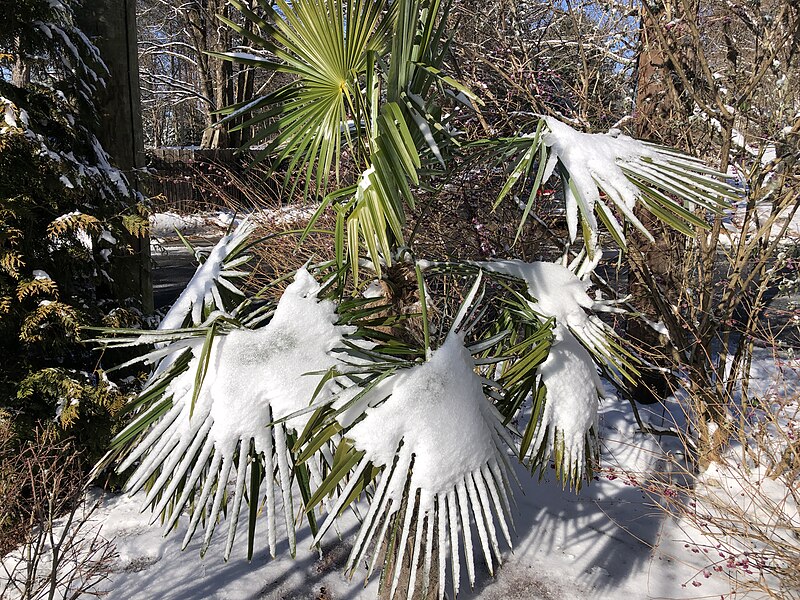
[142,148,279,213]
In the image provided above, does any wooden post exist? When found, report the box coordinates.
[76,0,154,313]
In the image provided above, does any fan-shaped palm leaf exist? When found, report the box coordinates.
[475,259,635,489]
[97,255,366,559]
[217,0,475,280]
[215,0,394,197]
[158,219,256,330]
[311,332,516,600]
[493,116,741,259]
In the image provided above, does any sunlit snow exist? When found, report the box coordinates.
[320,333,517,600]
[118,266,358,559]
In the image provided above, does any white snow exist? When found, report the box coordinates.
[8,391,754,600]
[479,259,624,376]
[3,101,17,128]
[721,199,800,246]
[12,322,794,600]
[89,136,130,197]
[50,212,94,250]
[480,259,593,329]
[213,268,356,430]
[144,270,348,451]
[535,331,602,477]
[149,212,207,236]
[541,116,655,245]
[325,332,516,599]
[100,229,117,245]
[345,332,503,493]
[477,259,623,482]
[32,269,51,280]
[362,280,384,299]
[149,206,318,240]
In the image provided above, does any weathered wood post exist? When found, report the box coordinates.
[76,0,154,313]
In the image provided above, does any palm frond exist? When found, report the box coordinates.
[311,329,516,599]
[218,0,474,282]
[477,259,633,489]
[98,268,363,560]
[158,219,256,330]
[494,117,741,257]
[217,0,393,197]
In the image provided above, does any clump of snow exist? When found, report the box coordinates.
[118,266,358,560]
[535,333,602,475]
[721,199,800,247]
[2,98,17,129]
[321,333,516,599]
[542,116,655,245]
[257,204,318,226]
[479,259,622,366]
[100,229,117,245]
[481,259,593,330]
[33,269,51,280]
[347,333,501,493]
[49,211,94,250]
[362,280,384,299]
[210,268,356,432]
[479,259,613,482]
[210,211,239,228]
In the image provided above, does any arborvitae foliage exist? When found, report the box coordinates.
[0,0,147,460]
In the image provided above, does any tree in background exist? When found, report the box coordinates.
[138,0,271,148]
[0,0,148,459]
[627,0,800,464]
[452,0,638,135]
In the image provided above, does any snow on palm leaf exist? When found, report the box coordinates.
[313,333,516,600]
[110,268,357,560]
[498,117,739,261]
[480,259,637,385]
[158,219,255,330]
[480,260,624,488]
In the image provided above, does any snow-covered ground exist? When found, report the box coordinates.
[6,339,790,600]
[19,397,747,600]
[149,207,318,238]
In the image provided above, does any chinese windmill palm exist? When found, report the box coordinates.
[89,0,750,596]
[98,228,715,595]
[288,267,619,597]
[215,0,476,280]
[296,275,520,600]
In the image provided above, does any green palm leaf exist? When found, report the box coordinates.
[494,117,741,258]
[311,331,516,600]
[218,0,474,281]
[216,0,393,198]
[95,232,372,560]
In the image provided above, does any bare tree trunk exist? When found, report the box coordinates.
[185,0,234,148]
[75,0,153,313]
[11,36,30,87]
[627,0,687,405]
